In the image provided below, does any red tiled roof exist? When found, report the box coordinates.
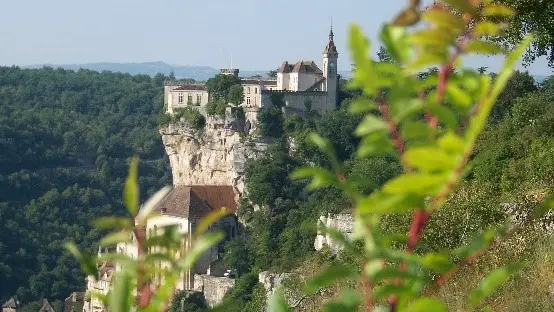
[153,185,238,219]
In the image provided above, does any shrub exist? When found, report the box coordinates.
[173,107,205,130]
[206,99,227,117]
[258,107,283,138]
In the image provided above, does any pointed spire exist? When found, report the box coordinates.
[329,18,334,41]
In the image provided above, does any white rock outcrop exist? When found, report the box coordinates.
[193,274,235,307]
[160,116,267,195]
[314,213,354,254]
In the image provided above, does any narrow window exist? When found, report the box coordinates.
[247,87,251,94]
[178,93,184,104]
[246,97,251,105]
[196,94,201,104]
[187,93,193,104]
[255,87,258,94]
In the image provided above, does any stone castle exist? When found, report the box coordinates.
[164,27,340,130]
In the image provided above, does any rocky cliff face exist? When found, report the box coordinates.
[160,116,267,196]
[314,213,354,254]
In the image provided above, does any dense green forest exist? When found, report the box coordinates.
[0,67,172,306]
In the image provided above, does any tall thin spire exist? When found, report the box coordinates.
[329,18,334,41]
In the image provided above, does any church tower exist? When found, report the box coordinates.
[323,26,339,109]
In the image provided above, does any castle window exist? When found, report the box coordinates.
[255,87,258,94]
[314,88,318,91]
[187,93,193,104]
[178,93,184,104]
[196,94,201,104]
[246,97,251,105]
[247,87,251,94]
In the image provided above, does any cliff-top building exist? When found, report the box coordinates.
[163,27,339,126]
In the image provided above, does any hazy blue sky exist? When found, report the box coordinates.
[0,0,551,74]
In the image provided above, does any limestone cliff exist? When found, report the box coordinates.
[160,115,268,197]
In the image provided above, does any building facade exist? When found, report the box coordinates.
[163,27,339,123]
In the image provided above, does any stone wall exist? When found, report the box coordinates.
[261,91,332,113]
[160,116,268,196]
[314,213,354,254]
[193,274,235,307]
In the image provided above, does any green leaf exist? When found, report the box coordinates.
[455,226,504,259]
[93,217,133,230]
[391,99,424,123]
[442,0,475,13]
[418,253,454,273]
[373,284,416,301]
[268,289,291,312]
[406,52,446,72]
[446,83,473,109]
[136,185,171,225]
[392,7,421,26]
[422,7,464,31]
[304,264,359,294]
[401,121,435,140]
[482,5,515,17]
[438,132,466,153]
[470,263,522,307]
[368,266,425,283]
[409,29,454,47]
[123,157,139,216]
[403,147,458,172]
[180,232,223,271]
[382,174,447,196]
[355,115,389,136]
[357,133,395,157]
[108,272,133,312]
[465,41,503,55]
[348,98,377,114]
[406,297,447,312]
[427,104,458,130]
[65,242,98,278]
[99,231,132,247]
[357,192,422,215]
[349,24,378,97]
[474,21,504,37]
[322,290,361,312]
[195,207,230,236]
[380,25,410,63]
[290,167,336,190]
[308,133,342,173]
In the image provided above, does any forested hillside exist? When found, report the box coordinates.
[214,71,554,311]
[0,67,171,306]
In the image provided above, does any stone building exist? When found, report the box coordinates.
[163,27,339,127]
[37,299,56,312]
[2,297,18,312]
[82,261,114,312]
[115,185,239,290]
[63,292,84,312]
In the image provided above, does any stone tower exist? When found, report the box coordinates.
[323,26,339,108]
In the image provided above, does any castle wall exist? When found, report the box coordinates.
[193,275,236,307]
[297,72,322,91]
[261,91,332,114]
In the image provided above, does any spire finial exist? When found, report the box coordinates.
[329,18,334,41]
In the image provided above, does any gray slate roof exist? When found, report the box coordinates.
[153,185,237,218]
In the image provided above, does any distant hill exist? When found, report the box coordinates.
[22,61,352,81]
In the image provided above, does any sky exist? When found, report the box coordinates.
[0,0,552,75]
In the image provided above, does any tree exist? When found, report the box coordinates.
[169,291,207,312]
[496,0,554,66]
[227,84,244,106]
[491,70,537,123]
[223,237,252,276]
[267,69,278,78]
[205,74,241,101]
